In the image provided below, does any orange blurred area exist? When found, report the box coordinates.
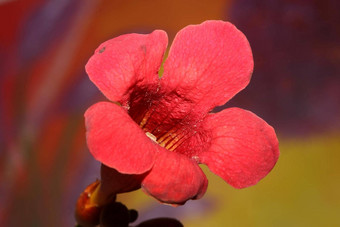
[0,0,339,226]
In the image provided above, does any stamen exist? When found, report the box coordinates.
[164,135,180,149]
[139,110,193,153]
[146,132,157,143]
[157,128,177,143]
[166,133,189,151]
[139,111,152,129]
[159,133,175,147]
[146,128,190,152]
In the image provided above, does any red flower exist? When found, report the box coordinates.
[85,20,279,205]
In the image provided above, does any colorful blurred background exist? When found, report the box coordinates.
[1,0,339,226]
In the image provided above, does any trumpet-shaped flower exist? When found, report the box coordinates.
[85,20,279,205]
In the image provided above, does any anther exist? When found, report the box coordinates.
[146,132,157,143]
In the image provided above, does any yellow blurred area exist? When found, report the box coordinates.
[119,134,340,226]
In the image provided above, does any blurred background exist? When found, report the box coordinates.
[0,0,339,226]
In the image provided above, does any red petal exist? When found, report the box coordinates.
[161,20,253,112]
[85,102,158,174]
[141,150,208,205]
[100,165,142,196]
[200,108,279,189]
[86,30,168,104]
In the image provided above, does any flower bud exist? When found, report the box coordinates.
[75,180,111,227]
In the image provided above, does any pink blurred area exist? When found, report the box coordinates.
[0,0,339,226]
[0,0,230,226]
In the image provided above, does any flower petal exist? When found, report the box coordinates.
[100,165,143,196]
[200,108,279,189]
[141,150,208,205]
[86,30,168,104]
[161,20,253,112]
[85,102,158,174]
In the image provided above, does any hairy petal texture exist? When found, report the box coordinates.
[200,108,279,189]
[141,150,208,205]
[161,20,253,113]
[85,102,158,174]
[85,30,168,104]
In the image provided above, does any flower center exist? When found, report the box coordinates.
[156,129,188,151]
[140,113,189,152]
[127,89,207,157]
[143,128,189,152]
